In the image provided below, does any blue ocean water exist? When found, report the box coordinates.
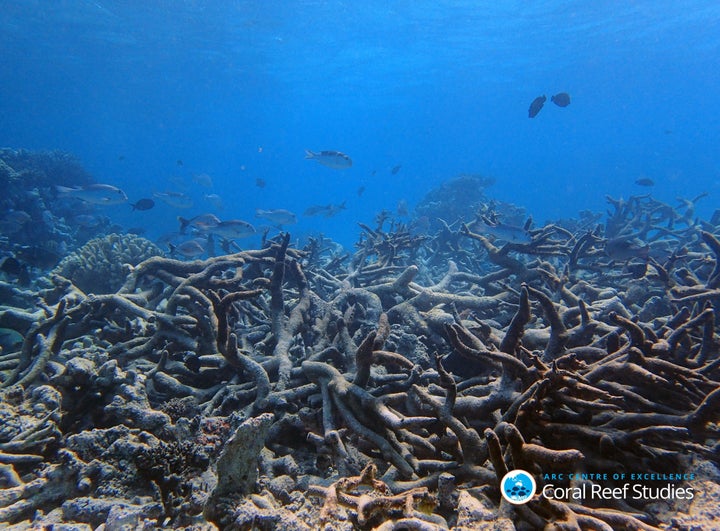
[1,1,719,249]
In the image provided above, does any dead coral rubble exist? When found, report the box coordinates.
[0,200,719,529]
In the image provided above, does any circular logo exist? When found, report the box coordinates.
[500,470,537,504]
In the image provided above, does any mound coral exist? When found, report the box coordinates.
[52,233,163,294]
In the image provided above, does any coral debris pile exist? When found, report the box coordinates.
[0,193,719,529]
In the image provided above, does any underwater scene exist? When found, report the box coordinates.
[1,1,720,529]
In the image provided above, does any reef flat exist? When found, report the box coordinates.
[2,183,720,529]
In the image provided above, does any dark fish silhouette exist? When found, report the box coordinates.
[604,237,649,262]
[357,186,365,197]
[391,165,402,175]
[131,198,155,211]
[14,246,60,269]
[551,92,571,107]
[176,159,184,166]
[256,178,266,188]
[635,178,655,187]
[528,95,546,118]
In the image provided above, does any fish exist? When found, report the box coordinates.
[397,199,409,217]
[255,178,266,188]
[551,92,571,107]
[168,239,207,259]
[635,178,655,187]
[176,159,184,166]
[305,150,352,169]
[56,184,128,205]
[357,186,365,197]
[3,210,31,225]
[255,209,297,226]
[604,237,650,261]
[304,204,332,217]
[0,328,23,351]
[479,216,532,244]
[13,245,61,269]
[304,202,347,218]
[528,95,546,118]
[208,220,256,239]
[391,165,402,175]
[1,257,31,285]
[178,214,222,234]
[126,227,147,235]
[72,214,104,228]
[204,193,224,210]
[193,173,213,188]
[0,210,31,234]
[153,191,194,209]
[131,198,155,211]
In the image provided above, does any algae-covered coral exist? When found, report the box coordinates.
[0,192,719,529]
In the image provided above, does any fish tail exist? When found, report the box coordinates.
[304,150,315,159]
[55,185,76,194]
[178,217,190,234]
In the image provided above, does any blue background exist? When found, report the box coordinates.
[2,1,719,248]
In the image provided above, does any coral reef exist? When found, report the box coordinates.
[52,233,164,294]
[0,190,719,529]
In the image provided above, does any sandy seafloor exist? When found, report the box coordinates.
[1,150,720,530]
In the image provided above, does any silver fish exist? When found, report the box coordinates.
[153,191,194,209]
[56,184,128,205]
[204,193,224,210]
[178,214,222,234]
[209,219,256,239]
[192,173,213,188]
[169,238,206,259]
[255,208,297,225]
[305,150,352,170]
[479,217,532,244]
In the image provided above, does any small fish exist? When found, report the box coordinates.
[479,216,532,244]
[0,328,23,350]
[255,208,297,226]
[391,165,402,175]
[635,178,655,187]
[131,198,155,211]
[153,191,194,209]
[56,184,128,205]
[604,237,649,261]
[1,256,24,276]
[3,210,31,225]
[528,95,547,118]
[304,204,332,217]
[193,173,213,188]
[127,227,147,235]
[397,199,409,217]
[550,92,571,107]
[169,239,207,259]
[304,202,347,218]
[204,193,224,210]
[176,159,184,166]
[178,214,222,234]
[255,178,266,188]
[324,201,347,218]
[305,150,352,170]
[209,220,256,239]
[13,245,61,269]
[357,186,365,197]
[73,214,103,228]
